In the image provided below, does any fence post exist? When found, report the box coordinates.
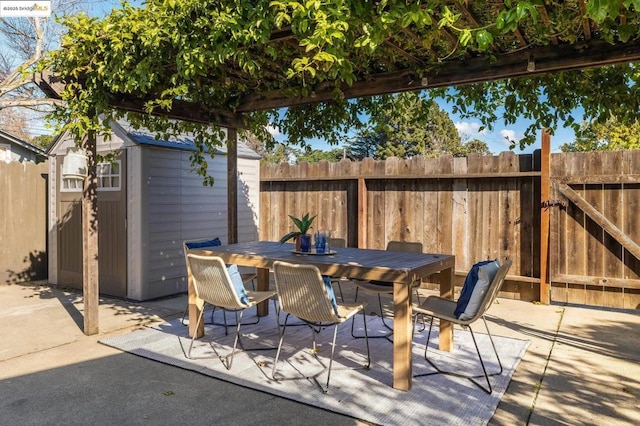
[540,129,551,304]
[358,177,367,248]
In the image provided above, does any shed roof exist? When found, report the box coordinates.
[113,120,261,160]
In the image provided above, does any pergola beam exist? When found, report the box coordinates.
[237,39,640,112]
[32,71,246,129]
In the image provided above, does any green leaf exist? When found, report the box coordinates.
[279,231,299,244]
[618,24,636,42]
[401,13,413,27]
[476,30,494,50]
[515,2,531,20]
[459,29,472,46]
[495,13,507,30]
[625,0,640,11]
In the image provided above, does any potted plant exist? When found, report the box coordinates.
[279,213,316,252]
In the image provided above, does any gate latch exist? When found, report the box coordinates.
[541,199,567,209]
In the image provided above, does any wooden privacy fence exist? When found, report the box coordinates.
[0,161,48,284]
[261,151,542,302]
[261,150,640,309]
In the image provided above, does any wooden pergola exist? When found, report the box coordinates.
[34,1,640,338]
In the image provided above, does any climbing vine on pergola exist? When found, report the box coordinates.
[43,0,640,182]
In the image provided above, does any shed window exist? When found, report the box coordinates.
[61,160,121,192]
[97,161,121,191]
[61,178,83,192]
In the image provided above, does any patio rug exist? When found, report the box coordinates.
[100,308,529,426]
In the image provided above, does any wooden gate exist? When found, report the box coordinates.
[548,150,640,309]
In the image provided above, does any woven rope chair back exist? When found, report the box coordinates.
[187,254,244,308]
[273,261,337,323]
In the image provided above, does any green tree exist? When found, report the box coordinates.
[296,148,344,164]
[461,137,492,156]
[31,134,54,148]
[351,93,462,160]
[345,131,383,161]
[561,118,640,152]
[261,143,296,165]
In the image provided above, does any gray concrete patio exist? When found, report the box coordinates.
[1,281,638,425]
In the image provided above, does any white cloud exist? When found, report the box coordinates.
[499,129,528,148]
[455,121,484,136]
[499,129,516,143]
[265,124,280,137]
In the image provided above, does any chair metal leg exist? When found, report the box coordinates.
[181,306,188,325]
[220,310,244,370]
[317,324,339,393]
[351,287,393,340]
[271,313,291,381]
[179,302,219,327]
[331,278,344,302]
[186,302,278,369]
[186,308,206,358]
[414,315,504,394]
[361,309,371,369]
[412,287,427,332]
[412,309,432,339]
[272,312,370,393]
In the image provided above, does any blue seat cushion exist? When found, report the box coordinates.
[227,264,249,305]
[322,275,340,315]
[185,238,221,249]
[458,260,500,320]
[454,259,494,318]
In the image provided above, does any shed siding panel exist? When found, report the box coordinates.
[140,147,259,300]
[238,157,260,242]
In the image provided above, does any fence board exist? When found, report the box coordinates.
[0,161,48,284]
[451,158,468,273]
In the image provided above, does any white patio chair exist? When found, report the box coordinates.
[181,237,257,326]
[271,261,371,393]
[413,260,512,394]
[185,253,277,369]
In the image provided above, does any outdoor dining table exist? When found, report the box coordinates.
[187,240,455,391]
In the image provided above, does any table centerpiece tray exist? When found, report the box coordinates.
[291,249,337,256]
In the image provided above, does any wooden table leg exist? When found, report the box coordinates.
[256,267,270,317]
[439,265,454,351]
[393,281,412,391]
[187,270,204,338]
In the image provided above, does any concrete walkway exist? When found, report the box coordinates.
[1,281,638,425]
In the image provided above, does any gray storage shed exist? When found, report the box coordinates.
[47,119,261,300]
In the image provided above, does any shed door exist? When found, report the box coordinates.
[57,154,127,297]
